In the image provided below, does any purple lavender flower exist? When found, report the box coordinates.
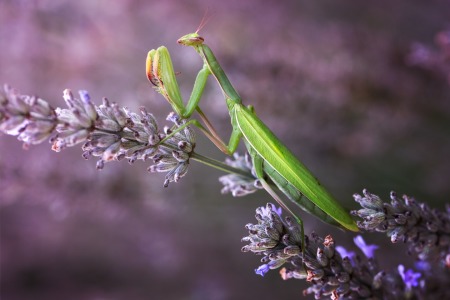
[255,264,270,276]
[269,203,282,217]
[398,265,421,289]
[353,235,379,258]
[335,246,355,260]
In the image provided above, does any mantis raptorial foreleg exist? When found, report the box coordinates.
[147,46,238,155]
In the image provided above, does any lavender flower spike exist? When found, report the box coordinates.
[352,189,450,265]
[241,203,450,299]
[242,204,392,299]
[0,85,57,146]
[0,85,195,187]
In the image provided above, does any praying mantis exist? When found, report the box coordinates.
[146,30,359,241]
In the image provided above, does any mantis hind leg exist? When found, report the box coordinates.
[194,107,242,156]
[251,153,306,255]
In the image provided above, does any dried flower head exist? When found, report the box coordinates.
[242,203,303,277]
[241,204,444,299]
[219,152,262,196]
[147,112,195,187]
[0,85,195,186]
[79,97,161,167]
[52,89,98,151]
[352,189,450,265]
[0,84,57,146]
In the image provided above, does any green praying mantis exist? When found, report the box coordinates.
[145,29,359,243]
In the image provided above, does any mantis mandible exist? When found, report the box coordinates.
[146,30,359,240]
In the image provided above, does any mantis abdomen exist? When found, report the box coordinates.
[236,104,358,232]
[266,158,343,228]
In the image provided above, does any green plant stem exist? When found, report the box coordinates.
[191,152,253,178]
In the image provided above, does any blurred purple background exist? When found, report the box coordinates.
[1,0,449,299]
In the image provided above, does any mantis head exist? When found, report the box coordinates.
[178,9,210,46]
[177,32,204,47]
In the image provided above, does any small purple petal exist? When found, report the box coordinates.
[78,90,91,103]
[414,261,430,272]
[269,203,282,216]
[398,265,421,289]
[255,264,270,277]
[354,235,379,258]
[336,246,356,259]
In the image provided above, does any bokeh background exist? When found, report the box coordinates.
[1,0,449,299]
